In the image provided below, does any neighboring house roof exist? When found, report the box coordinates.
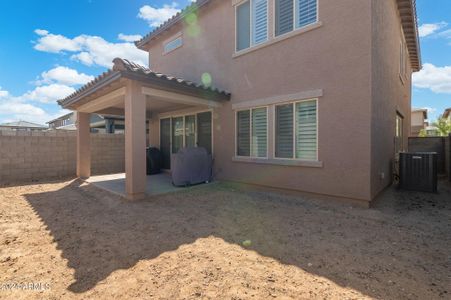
[135,0,212,50]
[58,58,231,108]
[443,108,451,119]
[412,108,428,119]
[0,120,47,128]
[46,112,74,124]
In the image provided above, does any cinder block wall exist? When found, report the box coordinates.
[91,134,125,175]
[446,135,450,180]
[0,131,125,185]
[408,137,446,174]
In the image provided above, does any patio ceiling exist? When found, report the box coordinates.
[58,58,231,113]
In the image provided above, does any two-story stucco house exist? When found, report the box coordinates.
[58,0,421,206]
[410,108,428,137]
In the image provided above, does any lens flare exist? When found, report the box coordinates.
[201,72,212,87]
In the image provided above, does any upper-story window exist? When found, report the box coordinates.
[164,35,183,54]
[399,40,407,78]
[236,0,269,51]
[275,0,318,37]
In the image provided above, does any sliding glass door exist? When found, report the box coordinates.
[159,111,212,169]
[160,118,171,170]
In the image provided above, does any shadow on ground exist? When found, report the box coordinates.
[24,179,451,298]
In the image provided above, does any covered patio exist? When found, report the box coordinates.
[58,58,230,200]
[86,173,181,197]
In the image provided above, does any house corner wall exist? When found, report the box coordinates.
[370,0,413,200]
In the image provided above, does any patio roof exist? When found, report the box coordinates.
[58,58,230,109]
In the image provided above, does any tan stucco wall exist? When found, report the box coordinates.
[370,0,413,199]
[0,131,125,185]
[144,0,411,203]
[411,111,425,126]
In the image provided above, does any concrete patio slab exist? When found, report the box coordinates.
[86,173,186,197]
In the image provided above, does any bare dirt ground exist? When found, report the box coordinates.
[0,179,450,299]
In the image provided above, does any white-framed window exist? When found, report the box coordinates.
[236,0,269,52]
[275,99,318,160]
[164,36,183,54]
[236,107,268,158]
[275,0,318,37]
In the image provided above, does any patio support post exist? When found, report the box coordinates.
[76,112,91,178]
[125,80,147,200]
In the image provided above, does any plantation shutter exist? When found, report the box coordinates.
[251,108,267,157]
[236,1,251,51]
[297,0,317,28]
[252,0,268,45]
[237,110,251,156]
[275,104,294,158]
[295,101,317,160]
[275,0,294,36]
[172,117,184,154]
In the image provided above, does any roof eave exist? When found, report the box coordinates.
[135,0,213,50]
[59,71,122,109]
[397,0,422,71]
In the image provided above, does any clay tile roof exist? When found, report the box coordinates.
[135,0,213,49]
[58,58,230,108]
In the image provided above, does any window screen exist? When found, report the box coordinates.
[275,104,294,158]
[251,107,268,157]
[237,110,251,156]
[295,100,317,160]
[236,1,251,51]
[275,0,294,36]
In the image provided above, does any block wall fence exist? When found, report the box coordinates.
[0,131,125,185]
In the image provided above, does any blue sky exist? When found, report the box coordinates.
[0,0,449,124]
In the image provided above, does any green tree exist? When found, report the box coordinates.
[432,118,451,136]
[418,129,427,137]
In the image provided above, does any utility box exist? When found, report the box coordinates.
[399,152,438,193]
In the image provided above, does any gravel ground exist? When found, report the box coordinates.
[0,178,450,299]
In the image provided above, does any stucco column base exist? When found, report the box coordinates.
[76,112,91,178]
[125,192,147,201]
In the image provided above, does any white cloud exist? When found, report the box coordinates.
[0,87,9,98]
[418,22,448,37]
[37,66,94,86]
[34,29,49,36]
[22,84,76,104]
[34,31,81,53]
[118,33,143,42]
[138,3,180,27]
[437,29,451,39]
[34,30,147,68]
[0,84,73,124]
[0,101,70,125]
[0,102,46,117]
[413,63,451,94]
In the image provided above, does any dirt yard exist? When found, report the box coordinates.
[0,179,450,299]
